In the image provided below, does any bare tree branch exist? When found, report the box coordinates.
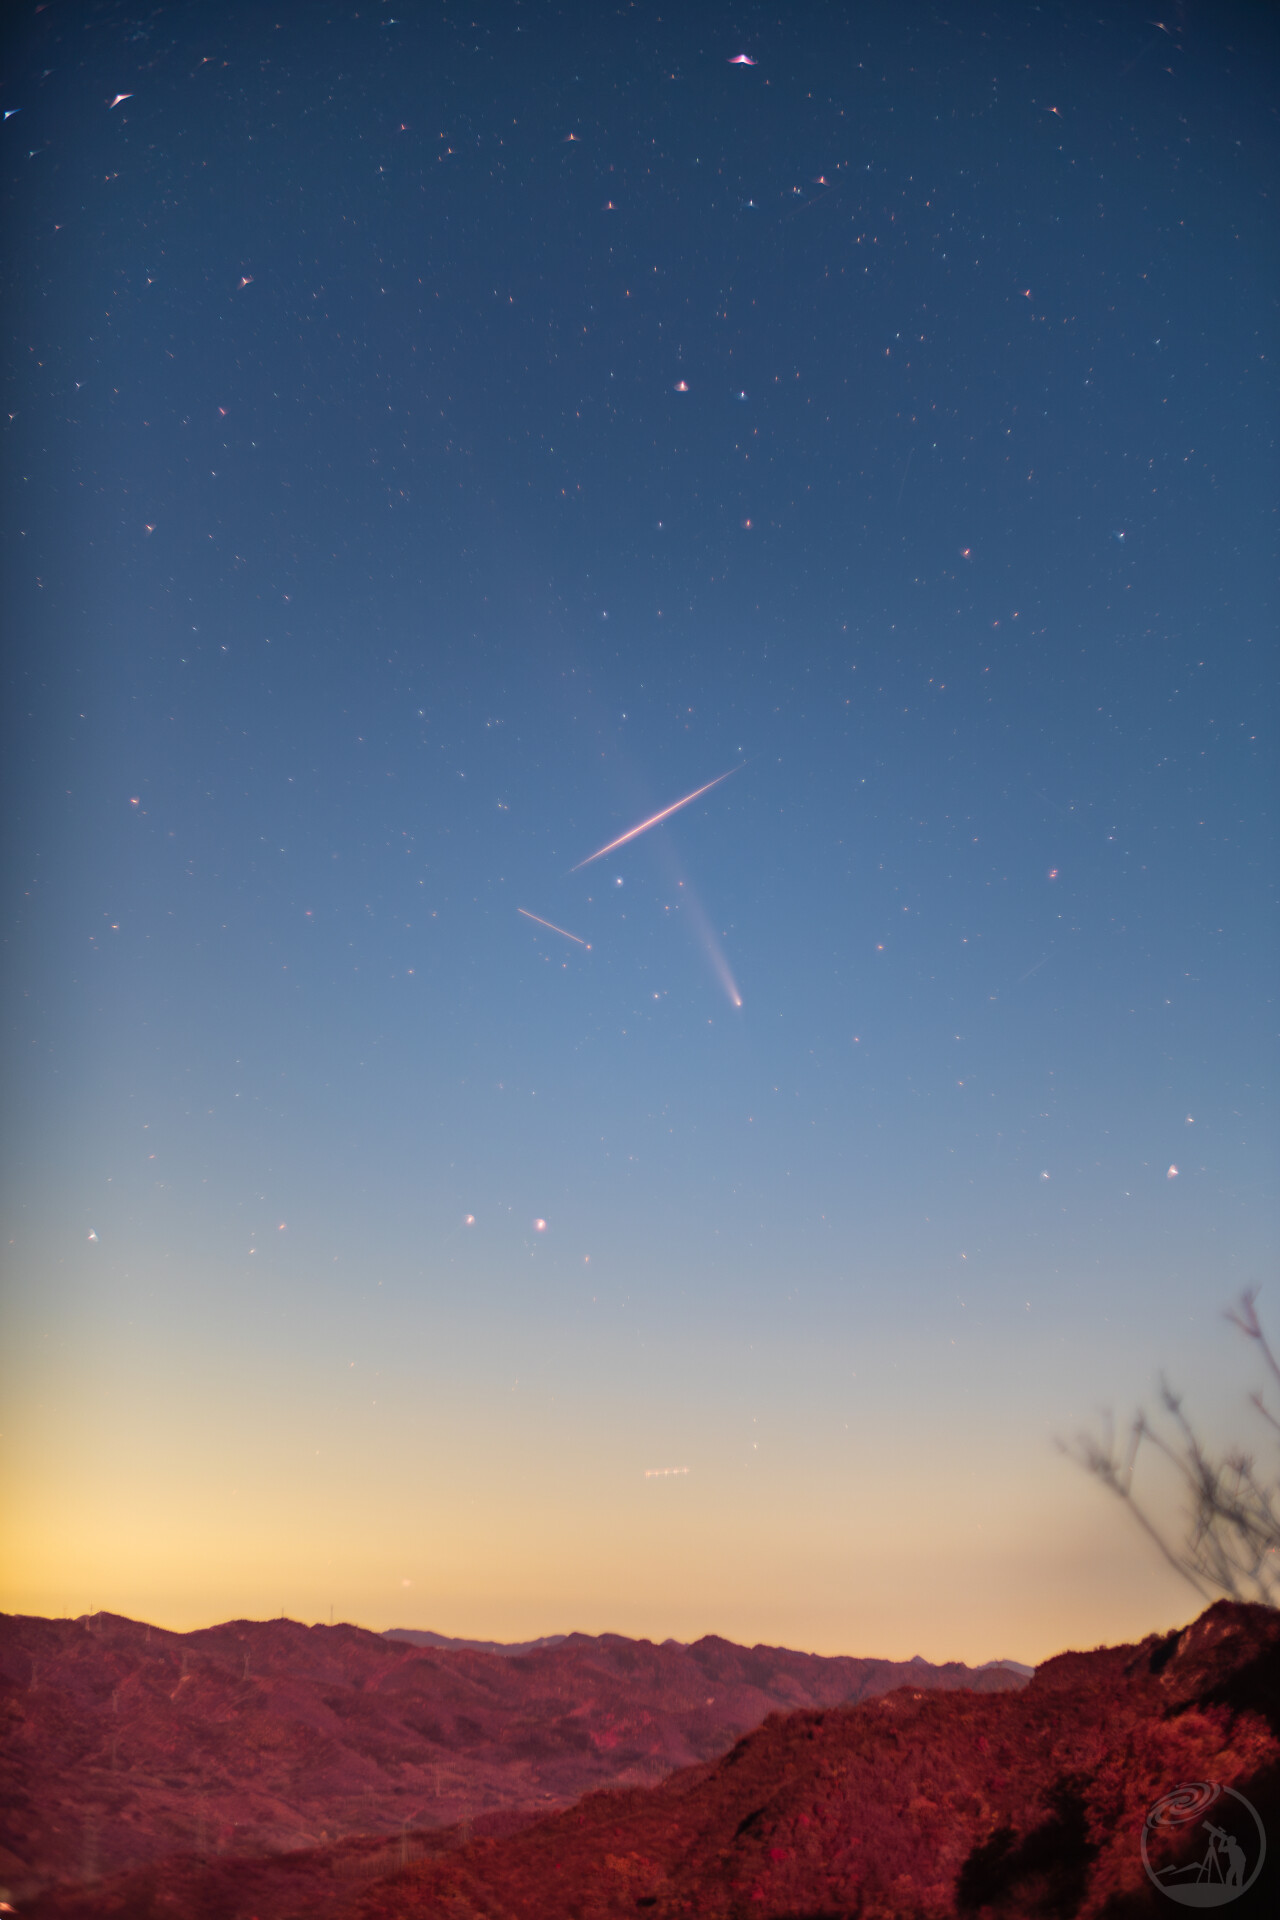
[1227,1288,1280,1394]
[1064,1292,1280,1607]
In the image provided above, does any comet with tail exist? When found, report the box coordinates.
[570,768,740,872]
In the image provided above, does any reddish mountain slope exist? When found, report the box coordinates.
[338,1599,1276,1920]
[0,1610,1021,1906]
[19,1603,1277,1920]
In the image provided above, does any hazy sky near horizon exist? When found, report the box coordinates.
[2,0,1275,1663]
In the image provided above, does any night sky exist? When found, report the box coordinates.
[3,0,1275,1662]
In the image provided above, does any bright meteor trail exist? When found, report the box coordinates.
[570,768,740,872]
[517,907,592,948]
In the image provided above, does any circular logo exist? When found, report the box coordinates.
[1141,1782,1266,1905]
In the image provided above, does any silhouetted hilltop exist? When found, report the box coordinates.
[0,1609,1022,1907]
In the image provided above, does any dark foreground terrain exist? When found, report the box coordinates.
[0,1609,1020,1908]
[19,1601,1278,1920]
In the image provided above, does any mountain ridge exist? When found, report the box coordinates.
[382,1629,570,1656]
[342,1599,1279,1919]
[381,1629,1035,1670]
[17,1601,1277,1920]
[0,1609,1024,1907]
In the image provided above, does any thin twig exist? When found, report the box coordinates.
[1063,1291,1280,1607]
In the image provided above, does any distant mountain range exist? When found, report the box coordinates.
[381,1629,1037,1671]
[17,1601,1278,1920]
[382,1628,571,1656]
[0,1610,1024,1909]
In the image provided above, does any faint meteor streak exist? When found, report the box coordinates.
[571,767,739,872]
[517,907,591,948]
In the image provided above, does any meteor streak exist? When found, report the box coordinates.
[571,767,739,872]
[517,907,591,948]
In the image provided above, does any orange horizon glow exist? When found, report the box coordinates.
[0,1318,1205,1667]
